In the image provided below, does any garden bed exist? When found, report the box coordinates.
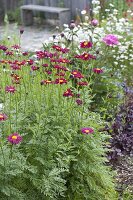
[0,1,133,199]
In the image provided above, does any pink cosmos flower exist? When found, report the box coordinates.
[103,34,119,46]
[81,127,94,134]
[5,86,16,93]
[7,133,22,145]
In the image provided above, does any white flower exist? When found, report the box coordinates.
[105,9,110,12]
[63,24,69,28]
[109,3,114,7]
[92,0,100,5]
[81,10,86,15]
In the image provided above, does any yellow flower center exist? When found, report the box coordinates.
[0,115,3,119]
[12,136,17,140]
[85,130,90,133]
[73,72,77,74]
[84,42,88,46]
[84,54,88,58]
[59,80,64,83]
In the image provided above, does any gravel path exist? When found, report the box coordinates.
[0,23,57,51]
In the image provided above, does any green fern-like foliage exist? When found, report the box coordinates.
[0,51,117,199]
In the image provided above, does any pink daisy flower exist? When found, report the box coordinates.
[7,133,22,145]
[81,127,94,134]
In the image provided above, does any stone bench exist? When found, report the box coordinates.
[20,5,71,27]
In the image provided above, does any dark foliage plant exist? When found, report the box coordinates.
[109,88,133,163]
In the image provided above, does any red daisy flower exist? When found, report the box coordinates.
[93,68,103,74]
[54,78,67,84]
[31,66,39,71]
[63,89,74,97]
[80,53,96,60]
[0,45,8,51]
[80,41,93,48]
[0,114,8,121]
[41,80,53,85]
[7,133,22,145]
[57,58,70,64]
[27,59,34,65]
[52,45,62,51]
[11,45,20,49]
[6,51,14,56]
[71,70,84,79]
[22,52,29,56]
[81,127,94,134]
[52,45,69,53]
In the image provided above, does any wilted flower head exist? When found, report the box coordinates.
[103,34,119,46]
[20,28,24,34]
[81,127,94,134]
[76,99,83,105]
[7,133,22,144]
